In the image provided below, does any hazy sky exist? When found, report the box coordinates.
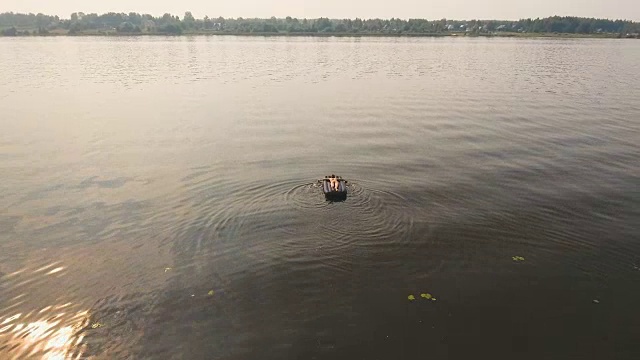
[2,0,639,21]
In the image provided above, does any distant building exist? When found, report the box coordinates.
[142,20,156,32]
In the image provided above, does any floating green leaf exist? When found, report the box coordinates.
[208,290,215,296]
[512,256,525,262]
[408,295,415,301]
[420,293,432,300]
[431,298,437,301]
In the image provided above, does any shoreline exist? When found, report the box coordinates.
[2,31,637,39]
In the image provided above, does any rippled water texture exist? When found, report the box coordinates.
[1,37,639,359]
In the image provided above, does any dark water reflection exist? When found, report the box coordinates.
[1,37,639,359]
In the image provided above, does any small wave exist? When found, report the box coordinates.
[285,182,331,210]
[285,180,416,250]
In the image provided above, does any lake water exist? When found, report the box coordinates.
[0,36,639,359]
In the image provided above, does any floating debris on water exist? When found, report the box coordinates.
[420,293,436,301]
[91,322,104,329]
[512,256,525,262]
[208,290,215,296]
[164,267,172,272]
[593,299,600,304]
[409,291,439,302]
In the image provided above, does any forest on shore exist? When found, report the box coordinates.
[1,11,639,37]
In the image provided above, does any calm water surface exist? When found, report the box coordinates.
[1,36,639,359]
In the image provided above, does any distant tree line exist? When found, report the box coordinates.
[1,12,639,36]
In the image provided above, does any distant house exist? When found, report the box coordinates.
[142,20,156,32]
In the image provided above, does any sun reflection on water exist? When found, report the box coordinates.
[1,263,89,360]
[0,307,89,360]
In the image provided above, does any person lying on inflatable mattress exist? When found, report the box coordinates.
[329,175,340,191]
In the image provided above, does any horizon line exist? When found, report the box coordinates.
[1,11,638,23]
